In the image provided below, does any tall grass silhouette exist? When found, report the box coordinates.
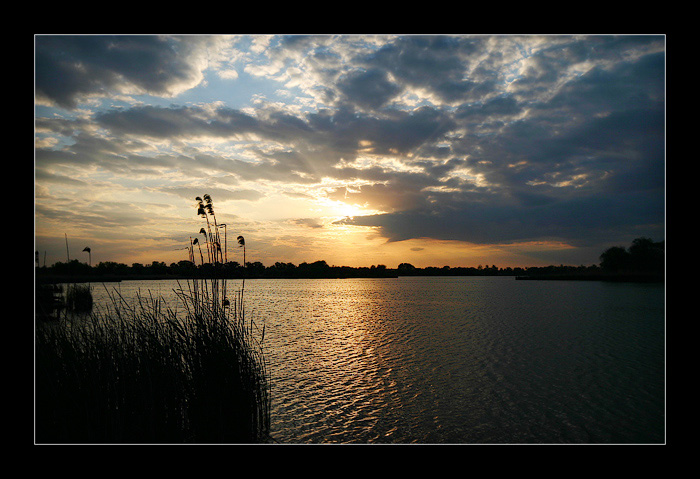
[35,195,270,443]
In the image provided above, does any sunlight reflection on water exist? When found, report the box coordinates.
[87,276,665,444]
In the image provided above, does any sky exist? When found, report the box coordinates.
[34,34,665,269]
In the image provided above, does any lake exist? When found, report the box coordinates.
[86,276,665,444]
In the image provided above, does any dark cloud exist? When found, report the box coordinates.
[325,182,426,213]
[35,35,209,108]
[364,35,488,103]
[455,95,522,120]
[95,105,261,139]
[336,187,663,247]
[547,51,665,114]
[337,68,403,110]
[310,105,456,157]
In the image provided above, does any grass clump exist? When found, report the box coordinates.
[35,278,270,443]
[65,283,93,312]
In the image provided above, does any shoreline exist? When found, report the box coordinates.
[36,271,664,284]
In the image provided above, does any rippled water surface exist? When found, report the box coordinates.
[89,276,665,444]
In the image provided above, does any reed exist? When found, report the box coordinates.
[35,277,270,443]
[65,283,93,313]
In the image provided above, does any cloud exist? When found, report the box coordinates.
[364,35,489,104]
[336,187,664,247]
[292,218,324,229]
[95,104,261,139]
[36,199,158,231]
[325,181,426,213]
[35,35,666,266]
[35,35,214,108]
[83,100,459,187]
[337,68,403,110]
[330,42,665,248]
[158,186,266,203]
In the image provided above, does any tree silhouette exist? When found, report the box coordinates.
[600,237,664,274]
[599,246,630,272]
[628,237,664,272]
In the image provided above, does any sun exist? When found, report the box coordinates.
[303,188,384,221]
[329,200,374,219]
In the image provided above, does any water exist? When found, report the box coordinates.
[86,276,665,444]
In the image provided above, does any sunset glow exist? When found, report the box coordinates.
[35,34,665,269]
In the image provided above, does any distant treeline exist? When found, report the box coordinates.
[35,237,664,283]
[519,237,664,282]
[36,258,563,281]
